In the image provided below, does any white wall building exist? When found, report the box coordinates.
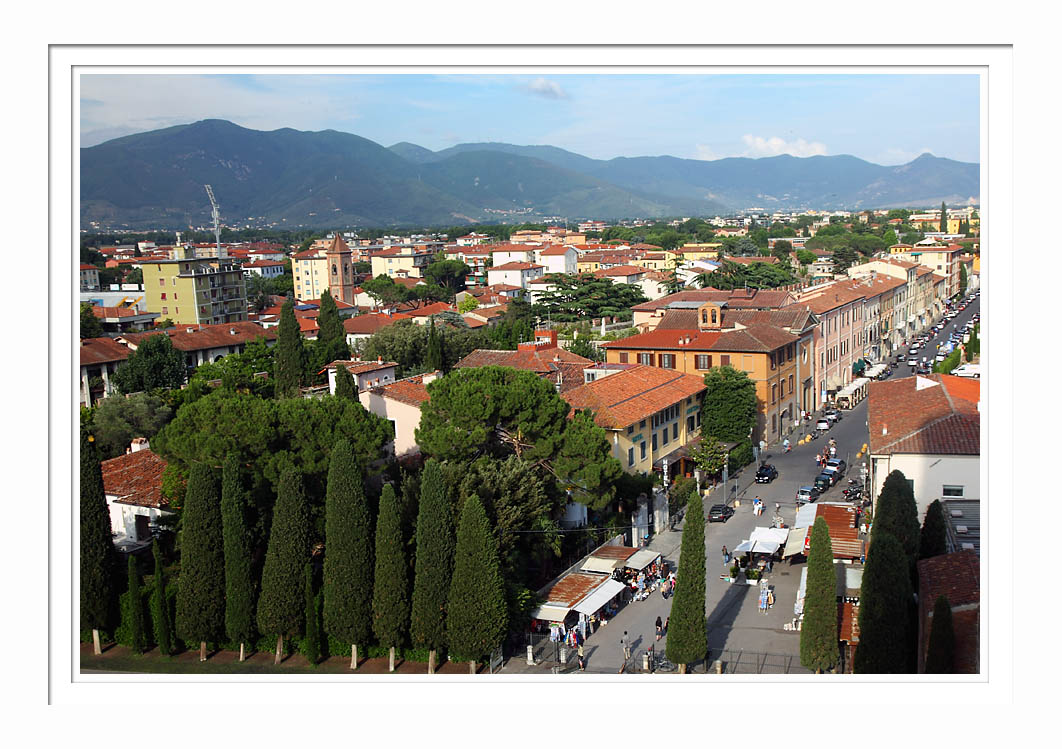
[486,262,546,289]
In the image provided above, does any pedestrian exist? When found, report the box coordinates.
[578,643,585,671]
[655,616,663,641]
[767,558,773,573]
[767,590,775,609]
[621,631,631,661]
[722,545,729,564]
[664,616,669,634]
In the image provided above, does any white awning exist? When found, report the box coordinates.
[623,549,661,571]
[783,527,809,557]
[572,579,628,616]
[580,556,622,574]
[752,540,779,554]
[530,604,570,622]
[733,539,755,554]
[795,504,818,529]
[750,527,789,546]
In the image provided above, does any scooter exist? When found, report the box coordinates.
[842,487,863,501]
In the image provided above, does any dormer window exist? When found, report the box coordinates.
[711,308,718,325]
[702,310,708,324]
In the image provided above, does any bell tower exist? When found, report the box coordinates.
[325,233,355,305]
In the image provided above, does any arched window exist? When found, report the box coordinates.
[332,264,337,276]
[701,310,708,324]
[711,308,718,324]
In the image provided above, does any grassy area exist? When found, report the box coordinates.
[80,643,482,675]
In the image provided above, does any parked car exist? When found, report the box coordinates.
[824,410,842,423]
[796,486,820,505]
[816,418,831,431]
[907,357,919,367]
[813,473,833,493]
[826,458,847,476]
[755,464,779,483]
[708,504,735,523]
[935,352,947,362]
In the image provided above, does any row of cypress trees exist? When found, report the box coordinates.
[83,427,509,672]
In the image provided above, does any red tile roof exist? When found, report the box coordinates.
[243,259,285,268]
[455,347,592,375]
[80,263,99,271]
[868,374,980,456]
[343,313,410,335]
[631,289,795,312]
[329,359,398,376]
[373,372,435,407]
[79,337,132,366]
[120,322,277,352]
[839,601,860,643]
[602,328,723,352]
[462,316,488,328]
[917,550,980,609]
[538,245,575,256]
[562,365,706,429]
[91,306,156,319]
[593,265,647,277]
[489,262,545,271]
[298,318,320,335]
[402,301,456,318]
[101,448,168,509]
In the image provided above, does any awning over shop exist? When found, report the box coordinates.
[783,527,810,557]
[795,504,818,529]
[572,579,628,616]
[580,556,622,574]
[530,604,571,622]
[864,364,887,378]
[750,527,789,546]
[733,540,755,554]
[624,549,661,571]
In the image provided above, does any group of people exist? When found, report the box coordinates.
[816,438,837,468]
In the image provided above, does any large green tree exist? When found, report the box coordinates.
[409,459,455,673]
[940,201,947,233]
[91,392,173,460]
[361,318,489,378]
[314,291,350,367]
[362,275,412,308]
[533,273,648,322]
[959,262,968,297]
[666,491,707,672]
[81,429,117,654]
[854,532,914,674]
[700,365,758,443]
[80,303,104,339]
[150,539,173,656]
[800,517,839,672]
[918,499,948,561]
[424,258,471,297]
[257,466,311,664]
[552,409,624,510]
[301,563,323,666]
[425,320,443,373]
[221,455,256,661]
[175,462,225,661]
[333,363,357,400]
[447,495,508,673]
[873,470,921,571]
[113,333,186,394]
[188,338,275,397]
[322,440,375,670]
[273,300,306,398]
[372,484,409,672]
[924,595,955,673]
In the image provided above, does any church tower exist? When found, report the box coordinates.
[325,233,355,305]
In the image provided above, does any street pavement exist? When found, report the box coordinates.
[503,398,872,675]
[895,294,980,376]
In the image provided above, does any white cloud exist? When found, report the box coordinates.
[694,144,722,160]
[740,134,828,158]
[522,77,568,100]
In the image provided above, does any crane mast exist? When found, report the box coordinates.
[204,184,224,258]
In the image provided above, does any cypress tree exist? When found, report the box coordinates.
[372,483,409,672]
[81,428,116,654]
[924,595,955,673]
[854,532,914,674]
[124,555,147,654]
[175,462,225,661]
[221,455,255,661]
[409,459,454,673]
[425,319,443,373]
[333,363,357,400]
[257,466,311,664]
[940,201,947,233]
[918,499,948,561]
[800,517,839,673]
[274,300,306,398]
[301,563,323,666]
[446,495,507,674]
[316,291,350,365]
[874,470,921,570]
[322,440,374,669]
[150,540,173,656]
[666,493,707,672]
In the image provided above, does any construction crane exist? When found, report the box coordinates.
[204,184,223,258]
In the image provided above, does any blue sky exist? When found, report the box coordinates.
[80,73,979,165]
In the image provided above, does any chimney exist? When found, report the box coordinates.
[230,327,236,335]
[129,437,149,453]
[186,327,195,334]
[377,356,382,364]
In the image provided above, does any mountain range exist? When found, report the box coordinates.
[80,120,980,230]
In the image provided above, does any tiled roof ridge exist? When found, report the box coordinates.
[876,377,973,452]
[584,369,693,411]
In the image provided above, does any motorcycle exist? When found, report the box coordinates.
[842,488,863,501]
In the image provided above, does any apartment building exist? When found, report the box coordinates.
[140,248,247,326]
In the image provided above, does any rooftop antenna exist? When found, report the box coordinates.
[204,184,225,258]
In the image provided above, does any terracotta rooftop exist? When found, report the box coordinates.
[79,337,133,366]
[372,372,434,407]
[868,374,980,456]
[590,545,640,561]
[489,262,545,271]
[120,322,277,352]
[243,259,285,267]
[101,448,168,509]
[91,306,157,320]
[343,313,410,335]
[593,265,647,277]
[538,245,575,256]
[632,288,795,312]
[561,365,706,429]
[917,549,980,609]
[455,347,592,376]
[328,359,399,376]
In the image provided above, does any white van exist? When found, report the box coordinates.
[952,363,981,379]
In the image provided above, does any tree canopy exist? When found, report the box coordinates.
[918,499,948,560]
[188,338,275,397]
[80,429,117,634]
[666,491,707,668]
[697,260,796,290]
[314,292,350,368]
[372,483,409,651]
[90,392,174,460]
[113,333,186,394]
[924,595,955,673]
[273,300,306,398]
[360,319,489,378]
[854,532,914,674]
[532,273,647,322]
[800,517,839,672]
[80,303,104,339]
[423,259,471,297]
[256,466,310,639]
[700,365,758,443]
[175,462,226,647]
[873,470,921,570]
[221,455,256,650]
[409,459,454,654]
[362,275,412,308]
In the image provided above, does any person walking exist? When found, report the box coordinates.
[578,642,586,671]
[621,631,631,662]
[655,616,663,641]
[722,545,729,564]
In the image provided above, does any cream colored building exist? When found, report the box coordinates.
[292,248,329,301]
